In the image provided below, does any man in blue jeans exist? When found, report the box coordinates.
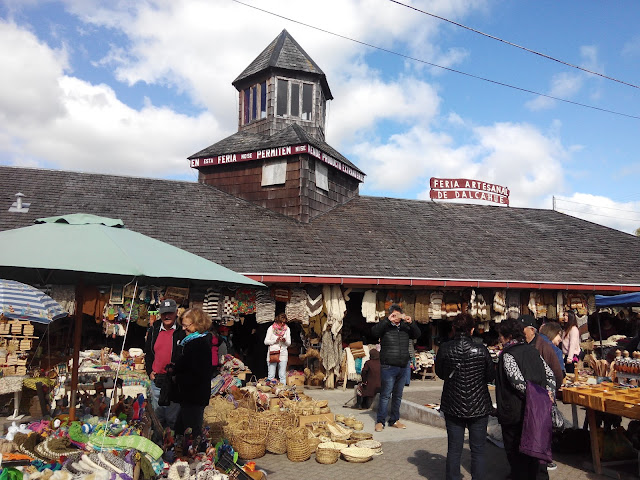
[372,304,420,432]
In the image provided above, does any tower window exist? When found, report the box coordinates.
[260,81,267,119]
[251,85,257,121]
[302,83,313,121]
[277,79,289,116]
[276,78,314,120]
[316,162,328,191]
[262,159,287,186]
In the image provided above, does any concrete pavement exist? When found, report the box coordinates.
[253,380,639,479]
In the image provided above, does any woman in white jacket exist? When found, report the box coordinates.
[264,313,291,384]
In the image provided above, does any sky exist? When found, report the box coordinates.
[1,0,640,234]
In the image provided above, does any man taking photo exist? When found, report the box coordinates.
[372,304,421,432]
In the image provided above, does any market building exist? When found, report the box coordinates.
[1,29,640,386]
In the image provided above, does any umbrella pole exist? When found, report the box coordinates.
[69,281,84,421]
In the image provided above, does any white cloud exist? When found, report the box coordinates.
[356,119,569,209]
[554,193,640,234]
[622,36,640,58]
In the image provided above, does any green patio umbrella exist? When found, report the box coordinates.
[0,213,263,286]
[0,213,264,420]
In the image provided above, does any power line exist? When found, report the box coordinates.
[388,0,640,90]
[556,207,640,222]
[555,197,640,214]
[232,0,640,121]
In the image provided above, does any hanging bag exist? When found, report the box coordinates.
[269,346,280,363]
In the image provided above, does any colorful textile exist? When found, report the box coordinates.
[235,289,256,315]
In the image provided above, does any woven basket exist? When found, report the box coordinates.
[330,432,351,442]
[355,440,382,454]
[316,443,340,464]
[343,416,356,428]
[319,406,331,414]
[266,426,287,455]
[353,421,364,431]
[286,428,311,462]
[232,430,266,460]
[335,414,345,423]
[270,411,296,430]
[248,413,273,435]
[307,436,321,452]
[350,432,373,441]
[341,446,374,463]
[315,399,328,408]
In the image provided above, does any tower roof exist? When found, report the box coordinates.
[232,29,333,100]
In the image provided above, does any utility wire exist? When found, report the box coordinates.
[556,207,640,221]
[233,0,640,121]
[555,197,640,214]
[388,0,640,90]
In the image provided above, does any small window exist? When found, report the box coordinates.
[302,84,313,121]
[291,83,300,117]
[251,86,257,121]
[243,90,250,124]
[316,162,328,191]
[262,159,287,186]
[277,79,288,116]
[260,81,267,119]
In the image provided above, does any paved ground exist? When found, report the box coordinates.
[253,380,639,480]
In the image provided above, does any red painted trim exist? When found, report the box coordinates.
[243,274,640,292]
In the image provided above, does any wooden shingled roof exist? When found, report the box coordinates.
[1,166,639,288]
[232,29,333,99]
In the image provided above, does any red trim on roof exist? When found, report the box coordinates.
[244,274,640,292]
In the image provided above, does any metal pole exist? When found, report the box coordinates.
[69,279,84,421]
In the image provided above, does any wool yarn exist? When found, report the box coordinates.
[255,290,275,324]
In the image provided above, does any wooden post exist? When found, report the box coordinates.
[587,407,602,474]
[69,281,84,421]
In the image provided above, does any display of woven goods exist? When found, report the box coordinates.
[316,442,341,464]
[286,427,311,462]
[341,446,375,463]
[0,324,9,335]
[10,321,27,335]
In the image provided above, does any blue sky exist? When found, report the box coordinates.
[1,0,640,233]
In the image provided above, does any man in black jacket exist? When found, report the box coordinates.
[371,304,420,432]
[436,314,495,480]
[144,299,186,430]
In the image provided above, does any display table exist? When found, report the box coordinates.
[0,375,27,419]
[562,382,640,476]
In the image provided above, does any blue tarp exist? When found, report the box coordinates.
[595,292,640,307]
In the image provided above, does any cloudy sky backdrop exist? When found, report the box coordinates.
[2,0,640,233]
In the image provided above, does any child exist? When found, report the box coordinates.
[354,349,381,409]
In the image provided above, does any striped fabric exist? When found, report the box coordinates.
[203,288,221,319]
[0,279,67,324]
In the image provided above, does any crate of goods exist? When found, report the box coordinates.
[23,323,34,336]
[604,390,640,420]
[0,323,10,335]
[287,371,305,387]
[19,339,32,351]
[15,366,26,376]
[10,321,26,335]
[562,383,617,411]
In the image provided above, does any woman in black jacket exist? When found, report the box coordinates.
[172,308,213,437]
[435,314,495,480]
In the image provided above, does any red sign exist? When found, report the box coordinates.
[190,144,365,182]
[430,177,509,206]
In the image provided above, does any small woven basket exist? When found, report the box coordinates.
[286,427,311,462]
[315,443,341,464]
[307,436,321,452]
[343,416,356,428]
[353,420,364,431]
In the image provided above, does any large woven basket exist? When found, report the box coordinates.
[341,446,374,463]
[350,431,373,441]
[355,440,382,454]
[248,412,273,435]
[286,427,311,462]
[232,430,267,460]
[315,443,340,464]
[266,426,287,455]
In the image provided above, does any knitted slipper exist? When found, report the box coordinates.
[97,453,124,474]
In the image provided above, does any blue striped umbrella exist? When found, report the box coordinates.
[0,279,68,324]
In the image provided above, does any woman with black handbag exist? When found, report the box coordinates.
[264,313,291,384]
